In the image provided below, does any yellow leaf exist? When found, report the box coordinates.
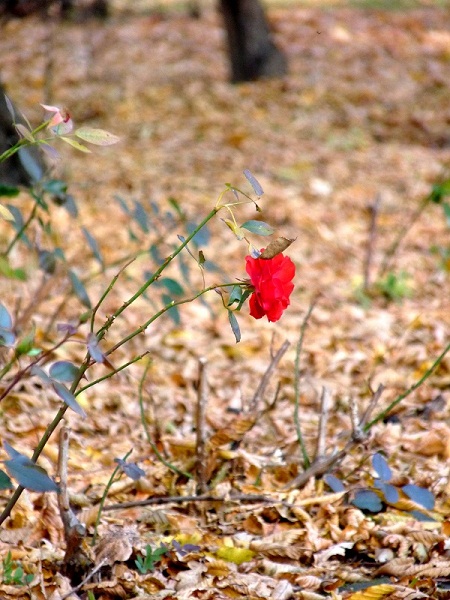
[60,136,92,153]
[348,584,396,600]
[216,545,254,565]
[0,203,14,221]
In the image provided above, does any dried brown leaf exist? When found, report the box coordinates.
[95,525,139,566]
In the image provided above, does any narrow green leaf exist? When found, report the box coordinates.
[132,200,149,233]
[15,123,34,142]
[15,329,36,357]
[0,185,20,199]
[227,285,242,307]
[69,270,92,309]
[30,365,53,384]
[162,294,180,325]
[159,277,184,296]
[228,310,241,343]
[82,227,104,267]
[243,169,264,196]
[53,382,87,418]
[87,332,105,363]
[4,94,15,120]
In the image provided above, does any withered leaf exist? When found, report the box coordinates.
[260,237,296,259]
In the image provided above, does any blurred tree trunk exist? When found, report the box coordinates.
[220,0,287,82]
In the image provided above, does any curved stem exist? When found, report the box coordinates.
[105,282,239,357]
[95,206,220,339]
[363,340,450,431]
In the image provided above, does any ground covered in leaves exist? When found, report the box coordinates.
[0,1,450,598]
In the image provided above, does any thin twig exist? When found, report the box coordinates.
[294,298,317,469]
[195,357,208,493]
[60,558,107,600]
[379,192,433,278]
[348,396,365,443]
[363,193,381,292]
[103,492,276,512]
[58,425,88,573]
[249,339,290,413]
[315,386,331,459]
[363,342,450,430]
[138,360,192,479]
[360,384,385,430]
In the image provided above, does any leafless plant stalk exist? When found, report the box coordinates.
[195,357,208,493]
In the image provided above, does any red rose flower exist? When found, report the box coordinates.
[245,251,295,322]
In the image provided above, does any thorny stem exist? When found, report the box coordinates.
[76,351,149,395]
[363,341,450,431]
[95,206,221,340]
[0,331,73,401]
[0,357,91,525]
[294,299,317,469]
[0,190,253,524]
[89,257,136,333]
[104,282,240,357]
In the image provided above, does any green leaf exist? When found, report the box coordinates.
[82,227,104,267]
[430,179,450,204]
[15,123,34,142]
[49,361,79,383]
[43,179,68,195]
[132,200,149,233]
[3,443,59,493]
[167,196,184,218]
[69,270,92,309]
[75,127,120,146]
[14,329,37,357]
[402,484,434,510]
[227,285,242,307]
[324,474,346,493]
[0,303,13,330]
[222,218,245,240]
[240,220,274,236]
[162,294,180,325]
[0,303,15,347]
[372,453,392,482]
[60,136,91,153]
[0,185,20,198]
[352,489,382,513]
[159,277,184,296]
[228,310,241,343]
[87,332,105,363]
[30,365,53,385]
[0,469,13,490]
[38,249,57,274]
[53,382,87,418]
[443,202,450,227]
